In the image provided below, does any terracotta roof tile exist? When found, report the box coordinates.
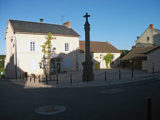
[121,46,159,60]
[79,41,120,53]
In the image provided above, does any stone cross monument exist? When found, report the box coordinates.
[82,13,94,81]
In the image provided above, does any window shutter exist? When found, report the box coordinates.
[35,42,39,52]
[30,59,36,70]
[27,42,30,52]
[63,43,65,52]
[69,43,72,51]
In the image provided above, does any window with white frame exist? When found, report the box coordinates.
[65,43,69,51]
[30,42,35,51]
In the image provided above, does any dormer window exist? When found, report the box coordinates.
[147,37,149,42]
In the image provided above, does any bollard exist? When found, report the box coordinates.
[105,71,107,81]
[30,76,31,82]
[46,74,48,84]
[20,74,21,80]
[147,98,152,120]
[34,76,35,83]
[56,74,58,84]
[38,75,40,83]
[70,73,72,84]
[50,75,52,81]
[131,67,134,78]
[119,69,121,80]
[25,74,27,81]
[23,74,24,81]
[26,75,28,81]
[152,63,154,74]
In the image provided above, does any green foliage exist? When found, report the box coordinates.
[41,32,52,74]
[0,55,5,68]
[104,53,113,68]
[0,55,5,59]
[41,32,52,56]
[95,62,100,70]
[0,61,3,68]
[120,50,129,57]
[0,68,5,77]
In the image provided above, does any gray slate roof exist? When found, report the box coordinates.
[9,19,79,37]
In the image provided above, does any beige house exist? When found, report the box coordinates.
[121,24,160,73]
[136,24,160,47]
[79,41,121,70]
[5,19,121,78]
[143,46,160,73]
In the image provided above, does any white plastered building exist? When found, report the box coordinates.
[5,19,121,78]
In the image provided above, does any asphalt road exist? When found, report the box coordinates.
[0,77,160,120]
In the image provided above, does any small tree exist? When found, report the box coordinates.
[104,53,113,69]
[120,50,129,58]
[41,32,52,75]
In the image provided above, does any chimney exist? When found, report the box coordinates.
[149,24,154,29]
[40,19,44,23]
[63,21,70,28]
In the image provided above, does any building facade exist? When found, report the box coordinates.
[136,24,160,47]
[5,19,120,78]
[121,24,160,73]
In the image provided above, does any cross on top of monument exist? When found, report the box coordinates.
[83,12,90,22]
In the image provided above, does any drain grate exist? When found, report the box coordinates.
[35,105,66,115]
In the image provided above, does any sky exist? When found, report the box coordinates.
[0,0,160,55]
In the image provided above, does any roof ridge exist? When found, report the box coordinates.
[9,19,67,28]
[80,40,109,43]
[8,19,79,37]
[154,28,160,31]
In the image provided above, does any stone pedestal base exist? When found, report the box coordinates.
[82,61,94,81]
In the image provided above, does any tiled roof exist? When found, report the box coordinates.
[121,46,159,60]
[9,19,79,37]
[79,41,120,53]
[154,29,160,33]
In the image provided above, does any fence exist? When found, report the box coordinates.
[18,68,149,86]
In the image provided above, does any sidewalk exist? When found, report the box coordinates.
[9,69,160,88]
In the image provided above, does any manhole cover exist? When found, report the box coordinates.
[100,88,125,94]
[35,105,66,115]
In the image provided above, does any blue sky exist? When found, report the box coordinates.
[0,0,160,55]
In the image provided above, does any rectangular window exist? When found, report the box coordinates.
[65,43,69,51]
[147,37,149,42]
[30,42,35,51]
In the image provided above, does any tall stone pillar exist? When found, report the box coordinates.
[82,13,94,81]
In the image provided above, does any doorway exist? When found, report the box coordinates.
[51,58,61,74]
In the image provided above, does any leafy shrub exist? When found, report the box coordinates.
[95,62,100,70]
[104,53,113,68]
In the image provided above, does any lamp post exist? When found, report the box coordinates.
[129,59,134,78]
